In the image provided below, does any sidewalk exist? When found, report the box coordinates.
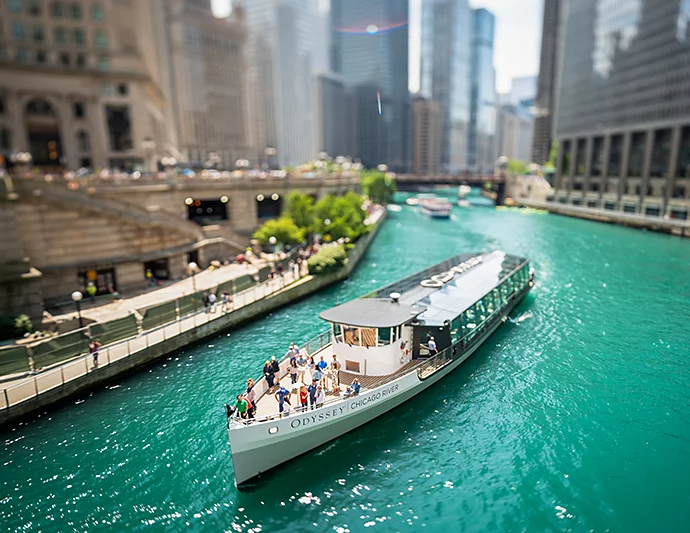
[51,261,264,323]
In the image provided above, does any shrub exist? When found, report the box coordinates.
[253,217,305,246]
[307,244,348,275]
[361,170,397,204]
[14,314,34,336]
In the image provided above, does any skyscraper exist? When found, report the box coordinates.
[421,1,496,173]
[239,0,318,167]
[532,0,559,165]
[469,8,497,173]
[551,0,690,220]
[331,0,410,172]
[412,97,442,175]
[420,0,472,173]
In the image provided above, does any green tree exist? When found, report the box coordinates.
[307,244,348,275]
[14,314,33,336]
[314,192,368,241]
[361,170,397,204]
[285,192,315,230]
[253,217,305,246]
[507,159,528,175]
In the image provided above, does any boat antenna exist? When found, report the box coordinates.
[390,292,401,304]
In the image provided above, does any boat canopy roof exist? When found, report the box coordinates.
[319,298,425,328]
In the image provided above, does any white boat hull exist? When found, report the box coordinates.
[228,289,527,486]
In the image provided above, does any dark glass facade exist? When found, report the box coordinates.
[331,0,410,172]
[552,0,690,215]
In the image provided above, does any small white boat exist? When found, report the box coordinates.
[458,185,472,199]
[225,251,535,487]
[419,196,453,219]
[405,197,419,206]
[387,204,402,212]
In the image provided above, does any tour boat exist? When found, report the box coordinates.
[418,195,453,219]
[226,251,535,487]
[457,184,472,207]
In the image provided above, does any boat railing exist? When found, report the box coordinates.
[417,280,531,380]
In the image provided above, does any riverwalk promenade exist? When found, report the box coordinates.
[0,208,386,426]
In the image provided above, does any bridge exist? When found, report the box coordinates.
[395,173,504,190]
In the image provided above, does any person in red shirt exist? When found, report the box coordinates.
[299,385,309,412]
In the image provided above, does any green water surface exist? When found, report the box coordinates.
[2,192,690,532]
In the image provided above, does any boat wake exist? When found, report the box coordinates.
[507,311,533,325]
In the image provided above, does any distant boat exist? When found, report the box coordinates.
[387,204,402,212]
[405,197,419,206]
[418,195,452,219]
[457,185,472,207]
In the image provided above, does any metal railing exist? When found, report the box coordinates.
[1,267,308,411]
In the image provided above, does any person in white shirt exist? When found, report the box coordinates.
[329,354,342,390]
[426,336,437,355]
[315,385,326,408]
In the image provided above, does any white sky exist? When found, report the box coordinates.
[211,0,543,94]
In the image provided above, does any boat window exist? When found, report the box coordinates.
[333,323,343,343]
[344,326,361,346]
[345,360,360,373]
[484,291,496,315]
[462,308,476,337]
[392,326,397,342]
[378,327,391,345]
[492,288,502,310]
[450,316,461,344]
[476,299,488,324]
[361,327,377,347]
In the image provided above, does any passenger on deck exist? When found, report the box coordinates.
[263,361,275,389]
[330,354,342,390]
[312,365,323,387]
[270,356,281,381]
[425,336,438,356]
[274,385,292,415]
[315,385,325,408]
[307,356,316,376]
[245,379,256,418]
[299,385,309,411]
[235,394,249,419]
[296,352,308,384]
[308,379,318,409]
[317,355,328,372]
[287,359,298,384]
[344,378,361,398]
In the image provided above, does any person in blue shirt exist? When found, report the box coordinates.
[307,379,319,409]
[317,355,328,371]
[274,386,292,415]
[345,378,361,397]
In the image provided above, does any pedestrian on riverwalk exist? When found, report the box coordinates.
[263,360,275,389]
[275,385,292,415]
[89,339,102,367]
[221,291,233,312]
[308,379,318,409]
[207,292,217,313]
[86,282,97,302]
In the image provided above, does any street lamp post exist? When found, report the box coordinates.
[142,137,156,173]
[268,236,277,255]
[10,152,33,177]
[188,261,200,292]
[71,291,84,328]
[161,156,178,185]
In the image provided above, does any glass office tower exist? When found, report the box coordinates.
[551,0,690,219]
[331,0,410,172]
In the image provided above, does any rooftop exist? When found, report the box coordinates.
[320,251,529,328]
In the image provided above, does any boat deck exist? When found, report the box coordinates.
[250,359,426,420]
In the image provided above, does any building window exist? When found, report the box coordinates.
[12,21,25,40]
[80,157,92,168]
[94,29,107,49]
[106,106,133,152]
[0,95,5,114]
[91,3,104,21]
[591,136,604,176]
[560,140,571,175]
[75,53,86,68]
[9,0,23,14]
[50,1,64,18]
[15,47,28,63]
[54,27,67,44]
[100,83,115,96]
[27,0,41,15]
[70,2,81,19]
[32,25,44,42]
[0,128,11,150]
[77,130,90,152]
[650,129,672,178]
[575,139,587,175]
[59,52,70,66]
[117,83,128,96]
[676,126,690,178]
[628,132,646,177]
[73,28,85,45]
[608,134,623,177]
[73,102,85,118]
[97,55,109,71]
[35,49,46,63]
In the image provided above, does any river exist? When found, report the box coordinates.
[2,189,690,532]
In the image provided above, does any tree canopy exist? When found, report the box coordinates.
[252,217,305,246]
[284,192,315,230]
[361,170,397,204]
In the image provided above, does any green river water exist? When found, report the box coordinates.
[2,190,690,533]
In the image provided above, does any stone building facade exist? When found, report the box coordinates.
[412,97,441,175]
